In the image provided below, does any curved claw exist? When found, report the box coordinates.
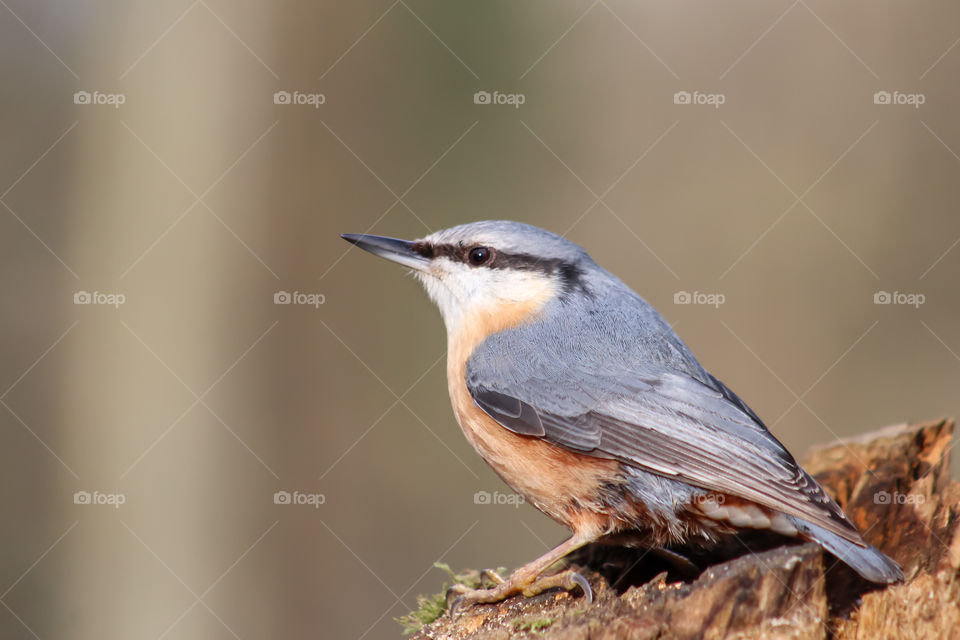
[449,595,467,617]
[570,572,593,603]
[445,583,472,610]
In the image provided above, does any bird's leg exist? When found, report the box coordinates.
[445,568,506,601]
[447,533,595,615]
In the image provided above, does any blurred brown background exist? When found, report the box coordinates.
[1,1,958,638]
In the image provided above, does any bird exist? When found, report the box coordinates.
[341,220,903,611]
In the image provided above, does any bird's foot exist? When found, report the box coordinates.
[446,568,592,616]
[480,568,506,585]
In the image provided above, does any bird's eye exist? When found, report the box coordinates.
[467,246,493,267]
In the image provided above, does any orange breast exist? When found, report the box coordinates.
[445,296,623,536]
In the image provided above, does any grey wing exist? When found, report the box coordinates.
[466,359,865,546]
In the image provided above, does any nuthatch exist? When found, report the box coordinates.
[342,220,902,611]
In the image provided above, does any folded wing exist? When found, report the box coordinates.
[467,354,864,546]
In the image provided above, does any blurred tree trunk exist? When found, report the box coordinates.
[57,5,277,637]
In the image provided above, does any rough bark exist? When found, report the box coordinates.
[410,419,959,639]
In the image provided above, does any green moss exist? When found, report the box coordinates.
[396,563,505,635]
[396,592,448,635]
[513,617,556,633]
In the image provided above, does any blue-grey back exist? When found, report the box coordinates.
[467,261,712,406]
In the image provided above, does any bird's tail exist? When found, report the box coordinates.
[787,515,904,584]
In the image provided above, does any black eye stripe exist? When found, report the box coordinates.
[412,241,458,261]
[422,243,572,272]
[415,241,588,295]
[411,241,436,258]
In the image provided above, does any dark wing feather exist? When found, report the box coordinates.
[468,365,864,546]
[472,388,545,437]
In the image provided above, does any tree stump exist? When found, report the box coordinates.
[408,419,959,639]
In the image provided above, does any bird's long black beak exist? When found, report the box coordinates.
[340,233,430,271]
